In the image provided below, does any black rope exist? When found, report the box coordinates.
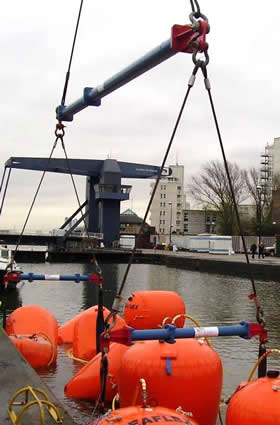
[9,140,58,268]
[200,63,264,325]
[60,0,84,106]
[189,0,201,15]
[99,353,108,413]
[115,64,201,302]
[0,167,7,195]
[59,134,102,276]
[0,167,11,217]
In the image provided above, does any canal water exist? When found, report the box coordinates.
[3,261,280,424]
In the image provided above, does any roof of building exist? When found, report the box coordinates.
[120,209,143,224]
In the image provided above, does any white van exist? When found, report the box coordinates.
[120,235,135,249]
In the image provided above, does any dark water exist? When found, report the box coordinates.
[3,261,280,424]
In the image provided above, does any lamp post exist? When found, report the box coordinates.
[168,202,173,245]
[256,184,262,246]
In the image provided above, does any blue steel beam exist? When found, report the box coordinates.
[130,323,251,342]
[56,39,177,122]
[101,322,266,347]
[5,157,171,179]
[20,273,96,283]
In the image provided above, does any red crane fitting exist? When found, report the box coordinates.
[171,20,209,54]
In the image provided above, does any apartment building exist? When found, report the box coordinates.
[261,137,280,222]
[182,209,217,234]
[150,165,187,235]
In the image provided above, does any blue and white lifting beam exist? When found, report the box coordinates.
[4,271,102,285]
[19,273,100,283]
[56,20,209,122]
[100,322,268,347]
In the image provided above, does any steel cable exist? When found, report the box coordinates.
[114,63,201,304]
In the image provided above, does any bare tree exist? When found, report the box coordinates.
[244,168,280,222]
[244,167,259,204]
[188,160,248,234]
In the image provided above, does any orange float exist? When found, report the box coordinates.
[65,342,129,401]
[118,339,222,425]
[58,305,99,344]
[72,307,126,360]
[226,370,280,425]
[124,291,186,329]
[58,305,126,351]
[6,305,58,366]
[89,405,199,425]
[9,334,54,368]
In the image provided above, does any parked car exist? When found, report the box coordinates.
[264,244,275,256]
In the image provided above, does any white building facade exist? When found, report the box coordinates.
[260,137,280,196]
[149,165,187,235]
[182,209,217,235]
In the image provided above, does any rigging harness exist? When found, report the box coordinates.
[95,0,267,418]
[0,0,270,423]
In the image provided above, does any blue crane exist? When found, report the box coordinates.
[5,157,171,246]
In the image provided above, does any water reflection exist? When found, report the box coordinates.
[81,263,118,310]
[0,284,22,321]
[1,262,280,424]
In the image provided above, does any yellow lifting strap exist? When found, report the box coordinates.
[8,385,63,425]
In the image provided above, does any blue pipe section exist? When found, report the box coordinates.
[130,323,250,343]
[20,273,91,283]
[56,39,176,122]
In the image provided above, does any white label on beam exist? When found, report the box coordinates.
[194,327,219,337]
[45,275,60,281]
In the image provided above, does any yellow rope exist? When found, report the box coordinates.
[161,316,172,327]
[8,385,63,425]
[10,332,56,367]
[171,313,213,348]
[248,349,280,382]
[112,393,120,411]
[32,332,56,366]
[66,347,88,364]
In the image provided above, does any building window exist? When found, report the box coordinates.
[176,220,180,225]
[184,224,188,232]
[184,212,188,221]
[177,186,181,190]
[163,220,165,224]
[177,203,181,208]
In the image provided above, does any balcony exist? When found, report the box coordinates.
[94,184,132,200]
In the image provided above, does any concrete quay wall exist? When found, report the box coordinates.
[0,330,75,425]
[153,253,279,282]
[49,249,280,282]
[16,248,280,282]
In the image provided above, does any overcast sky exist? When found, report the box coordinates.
[1,1,280,231]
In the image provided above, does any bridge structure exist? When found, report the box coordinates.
[0,230,103,246]
[5,158,170,246]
